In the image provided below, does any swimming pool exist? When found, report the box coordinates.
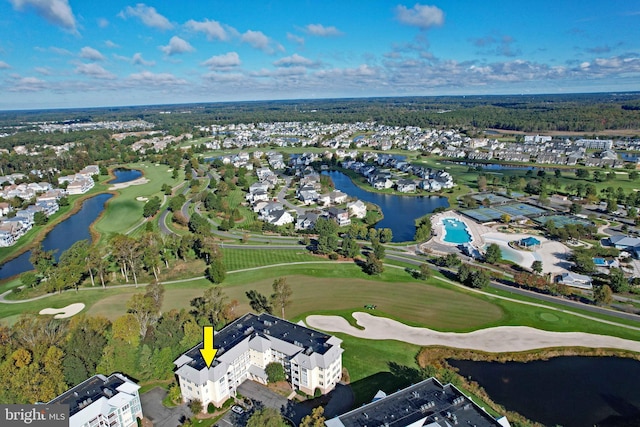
[442,218,472,244]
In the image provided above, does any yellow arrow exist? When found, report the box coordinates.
[199,326,217,368]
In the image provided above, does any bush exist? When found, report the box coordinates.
[265,362,286,383]
[328,252,339,260]
[314,387,322,398]
[207,402,215,413]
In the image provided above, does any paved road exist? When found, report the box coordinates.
[140,388,192,427]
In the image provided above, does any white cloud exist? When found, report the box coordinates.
[202,52,241,69]
[119,3,173,30]
[34,66,52,75]
[0,61,10,70]
[79,46,105,61]
[8,75,48,92]
[105,40,119,49]
[395,4,445,29]
[305,24,342,37]
[287,33,305,45]
[160,36,194,56]
[241,30,270,51]
[273,54,318,68]
[97,17,109,28]
[132,53,155,66]
[75,63,116,79]
[9,0,77,32]
[185,19,229,41]
[126,71,187,86]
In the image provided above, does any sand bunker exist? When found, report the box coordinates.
[109,177,150,190]
[39,303,85,319]
[136,196,149,202]
[306,312,640,353]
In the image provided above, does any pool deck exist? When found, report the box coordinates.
[425,210,572,274]
[430,211,492,247]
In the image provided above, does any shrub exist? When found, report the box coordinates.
[265,362,286,383]
[207,402,215,413]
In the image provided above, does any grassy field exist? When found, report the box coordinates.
[222,247,328,271]
[93,163,182,241]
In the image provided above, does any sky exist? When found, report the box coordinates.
[0,0,639,110]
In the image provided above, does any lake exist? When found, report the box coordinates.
[449,356,640,426]
[0,169,139,279]
[324,171,449,241]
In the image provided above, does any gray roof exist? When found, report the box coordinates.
[326,377,505,427]
[174,313,342,385]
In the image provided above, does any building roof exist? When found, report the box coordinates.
[325,377,506,427]
[48,373,139,419]
[174,313,342,384]
[520,237,541,246]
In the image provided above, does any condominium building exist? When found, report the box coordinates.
[173,313,343,408]
[325,377,510,427]
[48,373,143,427]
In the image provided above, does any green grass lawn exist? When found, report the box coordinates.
[94,163,182,240]
[222,247,328,271]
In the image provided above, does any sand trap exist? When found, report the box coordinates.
[306,312,640,353]
[136,196,149,202]
[109,177,150,190]
[39,303,85,319]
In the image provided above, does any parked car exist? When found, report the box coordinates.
[231,405,244,415]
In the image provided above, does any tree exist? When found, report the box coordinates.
[188,399,203,414]
[484,243,502,264]
[609,267,629,293]
[378,228,393,243]
[300,406,326,427]
[341,235,360,258]
[246,290,273,314]
[569,203,582,214]
[33,211,48,226]
[372,240,385,259]
[265,362,286,383]
[593,284,613,305]
[143,196,161,217]
[364,252,384,275]
[270,277,292,319]
[191,286,228,326]
[500,213,511,224]
[126,294,159,339]
[246,408,287,427]
[418,263,431,280]
[531,260,543,275]
[414,216,432,242]
[206,257,226,284]
[630,171,639,181]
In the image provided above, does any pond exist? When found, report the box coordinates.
[110,168,142,183]
[449,356,640,426]
[0,168,138,280]
[324,171,449,242]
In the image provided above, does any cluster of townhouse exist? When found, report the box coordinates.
[195,122,640,171]
[36,119,154,134]
[342,154,454,193]
[0,165,98,247]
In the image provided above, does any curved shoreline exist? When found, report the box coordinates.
[305,312,640,353]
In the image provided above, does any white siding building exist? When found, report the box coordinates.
[48,373,143,427]
[174,313,343,409]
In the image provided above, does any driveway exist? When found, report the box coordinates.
[141,387,193,427]
[237,381,354,426]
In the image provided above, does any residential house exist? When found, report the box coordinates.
[66,178,95,195]
[396,178,416,193]
[346,200,367,219]
[264,209,294,226]
[329,190,348,205]
[0,202,11,217]
[173,313,343,408]
[327,207,351,227]
[296,212,319,230]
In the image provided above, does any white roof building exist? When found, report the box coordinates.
[174,313,343,409]
[48,373,143,427]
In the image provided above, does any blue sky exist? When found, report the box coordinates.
[0,0,638,110]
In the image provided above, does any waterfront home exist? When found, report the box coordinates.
[396,178,416,193]
[327,207,351,227]
[347,200,367,219]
